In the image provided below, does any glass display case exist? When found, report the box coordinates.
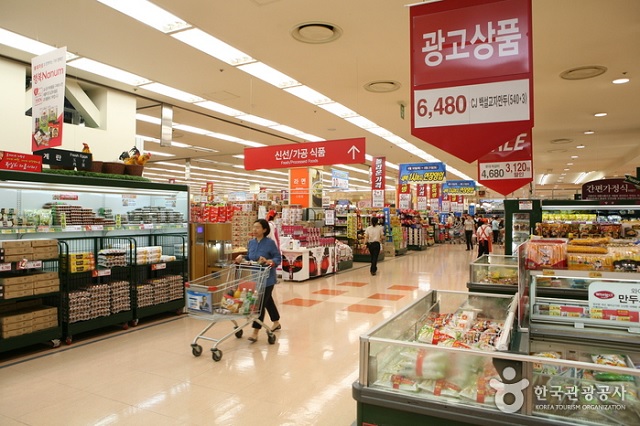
[353,289,640,425]
[467,254,519,294]
[526,269,640,347]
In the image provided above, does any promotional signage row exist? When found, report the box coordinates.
[410,0,534,164]
[399,162,446,184]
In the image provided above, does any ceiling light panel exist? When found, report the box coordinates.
[269,124,304,136]
[317,102,358,118]
[236,62,299,88]
[284,85,332,105]
[297,133,325,142]
[235,114,278,127]
[97,0,190,33]
[171,28,254,65]
[345,116,378,129]
[140,82,204,103]
[68,58,151,86]
[136,114,161,125]
[193,101,242,117]
[0,28,77,60]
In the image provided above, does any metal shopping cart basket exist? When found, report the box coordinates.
[186,263,275,361]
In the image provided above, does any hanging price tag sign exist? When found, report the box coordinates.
[151,263,166,271]
[92,269,112,277]
[478,160,532,180]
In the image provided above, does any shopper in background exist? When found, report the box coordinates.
[266,209,280,250]
[463,214,475,251]
[234,219,282,342]
[491,216,501,245]
[476,219,493,258]
[364,217,385,276]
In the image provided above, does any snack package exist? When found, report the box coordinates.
[526,240,568,270]
[532,351,563,375]
[398,349,448,380]
[591,354,635,382]
[373,373,420,392]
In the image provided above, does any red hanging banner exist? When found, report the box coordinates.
[477,131,533,196]
[372,156,386,208]
[410,0,533,163]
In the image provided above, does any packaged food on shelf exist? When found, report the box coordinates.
[525,239,568,270]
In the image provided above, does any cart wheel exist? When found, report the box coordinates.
[65,336,73,345]
[234,328,243,338]
[191,344,203,357]
[212,349,223,362]
[51,339,61,348]
[267,333,276,344]
[122,323,129,330]
[131,319,139,327]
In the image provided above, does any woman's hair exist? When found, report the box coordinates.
[371,217,379,226]
[255,218,271,237]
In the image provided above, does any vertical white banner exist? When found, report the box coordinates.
[32,47,67,152]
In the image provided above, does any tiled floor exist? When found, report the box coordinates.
[0,242,486,425]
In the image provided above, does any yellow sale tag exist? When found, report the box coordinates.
[588,271,603,278]
[542,269,555,276]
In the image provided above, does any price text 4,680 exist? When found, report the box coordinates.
[416,95,467,119]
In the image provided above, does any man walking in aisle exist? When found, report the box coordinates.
[463,214,475,251]
[476,219,492,258]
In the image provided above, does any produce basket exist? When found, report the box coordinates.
[102,162,125,175]
[90,161,103,173]
[125,164,144,176]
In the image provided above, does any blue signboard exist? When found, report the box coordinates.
[443,180,476,195]
[331,168,349,190]
[399,162,446,184]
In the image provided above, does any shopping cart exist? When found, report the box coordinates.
[186,263,276,361]
[451,223,465,244]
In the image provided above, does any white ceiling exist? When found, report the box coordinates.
[1,0,639,199]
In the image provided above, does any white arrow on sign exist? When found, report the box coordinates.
[348,145,360,160]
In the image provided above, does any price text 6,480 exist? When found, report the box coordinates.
[417,95,467,119]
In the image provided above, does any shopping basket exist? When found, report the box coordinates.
[185,263,275,361]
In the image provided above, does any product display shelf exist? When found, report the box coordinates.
[129,234,187,323]
[57,237,135,344]
[467,254,519,295]
[0,250,62,353]
[353,289,640,425]
[526,268,640,347]
[0,170,189,239]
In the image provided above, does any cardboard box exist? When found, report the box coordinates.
[1,318,32,332]
[32,319,57,331]
[34,271,59,281]
[30,239,58,248]
[0,310,35,325]
[1,326,33,339]
[33,247,59,259]
[60,264,94,273]
[1,288,33,299]
[0,275,34,286]
[0,282,33,292]
[61,252,94,261]
[31,306,58,319]
[5,254,34,263]
[33,278,60,289]
[0,240,31,250]
[33,285,59,295]
[32,315,57,326]
[4,246,34,256]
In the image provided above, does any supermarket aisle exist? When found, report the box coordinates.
[0,243,476,426]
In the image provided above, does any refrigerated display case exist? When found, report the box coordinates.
[504,199,542,255]
[467,254,519,294]
[353,288,640,425]
[525,269,640,348]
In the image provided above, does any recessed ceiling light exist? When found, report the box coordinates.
[594,112,607,117]
[566,163,574,166]
[560,65,607,80]
[571,155,578,159]
[364,80,402,93]
[291,22,343,44]
[584,130,595,135]
[613,78,630,84]
[576,144,585,149]
[564,168,570,171]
